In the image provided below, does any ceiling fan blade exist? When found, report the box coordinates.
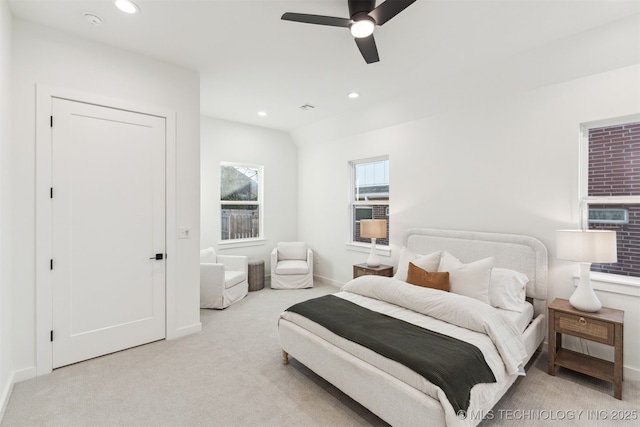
[281,12,352,28]
[354,35,379,64]
[368,0,417,26]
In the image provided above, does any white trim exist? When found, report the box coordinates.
[580,114,640,131]
[352,200,390,206]
[0,366,36,422]
[572,272,640,297]
[583,196,640,204]
[35,85,179,376]
[312,275,343,289]
[218,238,267,249]
[0,372,14,421]
[345,241,392,257]
[166,322,202,340]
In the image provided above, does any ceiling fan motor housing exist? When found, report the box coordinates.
[349,0,377,19]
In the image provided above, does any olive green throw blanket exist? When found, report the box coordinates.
[286,295,496,413]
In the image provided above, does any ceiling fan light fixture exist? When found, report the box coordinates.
[350,19,374,38]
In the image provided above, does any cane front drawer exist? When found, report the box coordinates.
[555,312,614,345]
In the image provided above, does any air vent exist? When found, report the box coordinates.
[299,104,316,111]
[83,13,103,26]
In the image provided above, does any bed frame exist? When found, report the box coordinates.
[279,228,548,426]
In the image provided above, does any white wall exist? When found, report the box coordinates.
[200,116,298,270]
[12,19,201,379]
[293,65,640,375]
[0,0,13,416]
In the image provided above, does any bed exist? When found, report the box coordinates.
[278,228,548,426]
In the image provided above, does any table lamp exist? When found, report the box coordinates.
[360,219,387,267]
[556,229,617,312]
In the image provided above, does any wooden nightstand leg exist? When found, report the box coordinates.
[548,312,556,375]
[614,323,623,399]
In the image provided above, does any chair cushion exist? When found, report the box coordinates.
[277,242,307,261]
[275,259,310,275]
[225,271,246,289]
[200,247,216,263]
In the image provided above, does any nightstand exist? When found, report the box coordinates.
[353,263,393,279]
[548,298,624,399]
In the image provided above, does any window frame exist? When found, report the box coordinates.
[578,114,640,284]
[347,155,390,254]
[218,161,265,247]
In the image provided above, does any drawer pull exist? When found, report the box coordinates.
[579,317,587,325]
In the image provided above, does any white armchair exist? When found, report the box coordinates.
[200,247,248,309]
[270,242,313,289]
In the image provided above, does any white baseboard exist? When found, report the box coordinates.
[166,322,202,340]
[0,373,14,423]
[12,367,36,383]
[313,274,344,289]
[624,366,640,381]
[0,367,37,423]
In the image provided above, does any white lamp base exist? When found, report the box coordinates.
[569,262,602,312]
[366,237,380,267]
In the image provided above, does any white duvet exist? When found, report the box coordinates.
[280,276,529,427]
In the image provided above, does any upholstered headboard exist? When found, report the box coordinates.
[404,228,549,316]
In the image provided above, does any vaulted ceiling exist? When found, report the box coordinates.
[8,0,640,132]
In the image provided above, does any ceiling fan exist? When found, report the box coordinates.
[281,0,417,64]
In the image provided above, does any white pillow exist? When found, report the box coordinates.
[490,268,529,312]
[438,252,494,305]
[394,247,441,282]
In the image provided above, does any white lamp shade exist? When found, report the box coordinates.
[556,230,617,263]
[360,219,387,239]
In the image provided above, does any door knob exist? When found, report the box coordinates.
[149,253,164,260]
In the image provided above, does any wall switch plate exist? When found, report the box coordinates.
[178,226,191,239]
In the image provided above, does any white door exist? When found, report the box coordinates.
[51,98,166,368]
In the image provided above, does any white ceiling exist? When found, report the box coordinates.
[7,0,640,132]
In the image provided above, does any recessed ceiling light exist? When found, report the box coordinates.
[258,111,267,117]
[348,92,360,99]
[115,0,139,14]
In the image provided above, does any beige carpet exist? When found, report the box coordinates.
[2,282,638,426]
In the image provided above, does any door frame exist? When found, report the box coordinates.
[35,85,177,376]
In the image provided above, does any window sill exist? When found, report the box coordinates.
[572,272,640,297]
[218,238,266,250]
[346,242,391,257]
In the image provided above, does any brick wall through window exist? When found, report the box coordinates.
[588,122,639,277]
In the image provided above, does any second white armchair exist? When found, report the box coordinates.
[200,247,248,309]
[271,242,313,289]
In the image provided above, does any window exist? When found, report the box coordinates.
[220,162,262,241]
[350,157,389,246]
[580,115,640,277]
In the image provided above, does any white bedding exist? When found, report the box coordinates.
[280,276,532,427]
[499,302,534,334]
